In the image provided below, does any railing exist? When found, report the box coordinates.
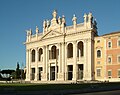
[77,57,84,62]
[77,23,84,28]
[49,59,57,63]
[31,34,36,38]
[66,26,73,30]
[67,58,74,63]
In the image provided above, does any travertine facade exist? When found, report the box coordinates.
[24,10,97,82]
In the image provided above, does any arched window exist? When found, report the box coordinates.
[97,50,101,58]
[67,43,73,58]
[108,41,112,48]
[31,49,35,62]
[77,41,84,57]
[38,48,43,61]
[51,46,57,59]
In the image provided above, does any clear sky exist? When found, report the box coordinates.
[0,0,120,70]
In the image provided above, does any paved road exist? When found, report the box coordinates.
[69,90,120,95]
[1,90,120,95]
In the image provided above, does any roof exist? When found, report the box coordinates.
[102,31,120,36]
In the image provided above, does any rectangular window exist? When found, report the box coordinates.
[108,57,112,64]
[108,41,112,48]
[108,70,112,78]
[118,70,120,78]
[97,61,100,64]
[97,69,101,77]
[118,56,120,63]
[118,40,120,46]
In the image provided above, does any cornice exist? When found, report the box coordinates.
[25,28,95,45]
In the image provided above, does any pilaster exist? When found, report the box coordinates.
[84,38,92,80]
[83,39,88,80]
[73,41,77,81]
[57,43,63,81]
[25,49,31,81]
[29,49,31,80]
[43,46,46,73]
[64,42,67,80]
[62,42,65,80]
[34,48,38,81]
[46,45,49,81]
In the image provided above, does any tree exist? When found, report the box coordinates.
[16,62,21,79]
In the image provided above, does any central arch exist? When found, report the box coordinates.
[51,45,57,59]
[67,43,73,58]
[77,41,84,57]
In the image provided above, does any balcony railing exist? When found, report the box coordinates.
[77,57,84,62]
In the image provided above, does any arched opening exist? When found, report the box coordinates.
[31,49,35,62]
[38,48,43,61]
[97,50,101,58]
[67,43,73,58]
[51,46,57,59]
[77,41,84,57]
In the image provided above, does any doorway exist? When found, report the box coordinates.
[38,67,43,80]
[50,66,55,80]
[68,65,73,80]
[31,68,35,80]
[78,64,83,79]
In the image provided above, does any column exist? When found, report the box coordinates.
[84,38,92,80]
[62,42,65,80]
[64,42,67,80]
[83,39,87,80]
[55,61,57,81]
[41,46,46,81]
[29,49,31,80]
[25,49,29,81]
[58,43,61,73]
[73,41,77,81]
[57,43,62,80]
[34,48,38,81]
[87,38,92,80]
[43,46,46,73]
[46,45,49,81]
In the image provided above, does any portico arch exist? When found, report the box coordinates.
[38,48,43,61]
[31,49,35,62]
[77,41,84,57]
[67,43,73,58]
[51,45,57,59]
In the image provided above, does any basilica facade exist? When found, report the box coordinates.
[25,10,120,83]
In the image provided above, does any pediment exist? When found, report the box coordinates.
[41,30,63,40]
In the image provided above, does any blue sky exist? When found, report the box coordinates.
[0,0,120,70]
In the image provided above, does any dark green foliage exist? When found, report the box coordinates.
[16,62,21,79]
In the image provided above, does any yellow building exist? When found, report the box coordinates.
[94,36,106,81]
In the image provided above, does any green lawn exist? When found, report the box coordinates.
[0,82,120,91]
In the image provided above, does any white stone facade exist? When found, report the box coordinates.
[25,10,97,82]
